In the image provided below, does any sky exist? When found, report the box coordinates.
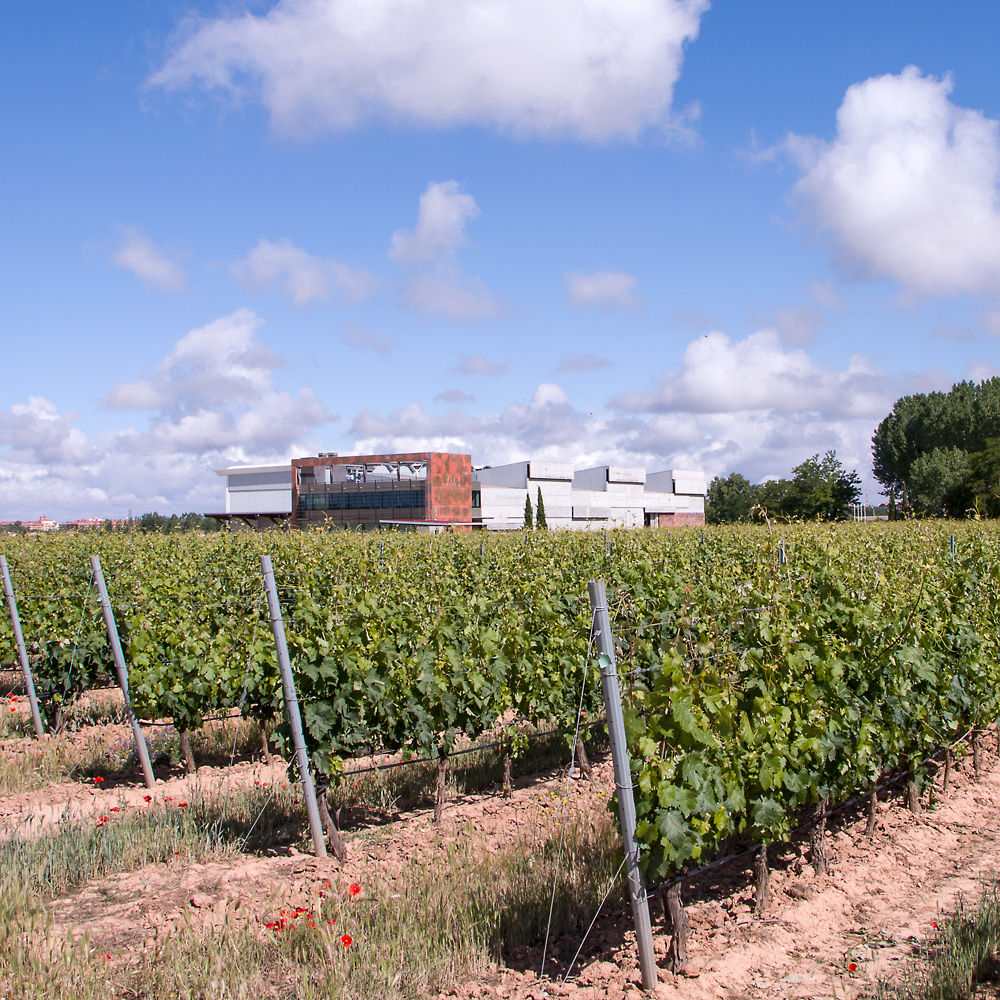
[3,0,1000,519]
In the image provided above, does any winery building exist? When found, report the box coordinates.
[210,452,706,531]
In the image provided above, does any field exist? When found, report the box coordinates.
[2,522,1000,998]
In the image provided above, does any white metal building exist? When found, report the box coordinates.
[474,461,706,530]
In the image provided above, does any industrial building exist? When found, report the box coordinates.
[210,452,705,531]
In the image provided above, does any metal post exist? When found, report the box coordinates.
[0,555,45,737]
[588,579,658,990]
[90,556,155,789]
[259,554,328,859]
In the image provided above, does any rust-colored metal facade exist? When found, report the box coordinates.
[291,452,473,530]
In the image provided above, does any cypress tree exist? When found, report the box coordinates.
[523,494,533,529]
[536,487,547,529]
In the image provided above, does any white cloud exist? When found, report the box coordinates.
[391,181,503,319]
[556,353,612,373]
[434,389,475,404]
[150,0,707,142]
[772,306,824,346]
[113,228,186,292]
[789,67,1000,298]
[339,324,394,355]
[808,280,842,310]
[232,238,375,305]
[613,330,895,418]
[567,270,641,309]
[0,310,333,519]
[456,354,507,376]
[348,330,952,493]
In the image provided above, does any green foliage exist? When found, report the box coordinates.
[2,521,999,893]
[535,488,547,530]
[873,377,1000,516]
[706,472,756,524]
[707,451,861,523]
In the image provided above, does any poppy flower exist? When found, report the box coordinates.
[322,880,332,888]
[9,707,14,713]
[110,806,119,813]
[349,884,361,896]
[341,935,352,947]
[94,776,104,784]
[143,795,152,803]
[848,963,857,972]
[165,796,173,802]
[931,921,938,929]
[265,922,276,930]
[178,802,187,808]
[294,907,308,916]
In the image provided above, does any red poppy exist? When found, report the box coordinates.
[349,884,361,896]
[294,907,307,916]
[110,806,119,813]
[9,707,14,713]
[143,795,152,803]
[265,922,276,930]
[173,851,180,856]
[178,802,188,808]
[165,796,173,802]
[931,921,938,929]
[104,952,111,962]
[94,776,104,784]
[341,935,352,947]
[848,963,857,972]
[322,880,332,888]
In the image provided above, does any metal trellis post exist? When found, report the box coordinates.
[90,555,155,789]
[259,554,328,859]
[0,554,45,737]
[588,578,658,991]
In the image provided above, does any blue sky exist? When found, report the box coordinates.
[3,0,1000,518]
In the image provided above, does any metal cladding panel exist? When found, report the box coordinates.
[230,490,293,514]
[670,470,708,495]
[572,467,609,491]
[607,465,645,484]
[644,470,674,493]
[528,461,573,481]
[426,452,473,525]
[475,462,530,488]
[228,470,292,490]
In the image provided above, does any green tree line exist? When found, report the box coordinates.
[872,377,1000,517]
[706,451,861,524]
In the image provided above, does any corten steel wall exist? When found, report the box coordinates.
[291,452,472,529]
[657,512,706,527]
[425,452,473,526]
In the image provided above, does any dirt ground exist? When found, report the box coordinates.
[2,700,999,1000]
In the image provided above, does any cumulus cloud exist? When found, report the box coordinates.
[0,310,333,519]
[566,270,641,309]
[788,66,1000,298]
[232,238,375,305]
[150,0,707,142]
[113,228,186,292]
[390,181,503,320]
[348,328,953,493]
[555,353,612,373]
[772,306,824,346]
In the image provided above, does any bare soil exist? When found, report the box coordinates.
[2,696,999,1000]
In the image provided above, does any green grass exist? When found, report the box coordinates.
[876,880,1000,999]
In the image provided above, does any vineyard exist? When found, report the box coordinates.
[2,522,1000,998]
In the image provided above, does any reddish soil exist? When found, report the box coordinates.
[2,696,999,999]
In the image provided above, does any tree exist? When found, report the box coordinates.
[706,473,756,524]
[908,447,973,517]
[535,488,547,529]
[523,494,533,530]
[872,378,1000,516]
[780,451,861,521]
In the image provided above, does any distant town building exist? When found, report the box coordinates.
[210,453,706,532]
